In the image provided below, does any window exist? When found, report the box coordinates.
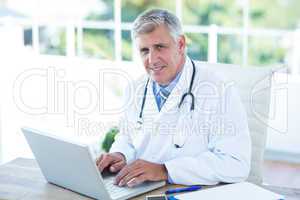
[121,30,132,61]
[82,29,115,60]
[10,0,297,71]
[84,0,114,21]
[186,33,208,61]
[218,35,242,65]
[39,26,66,56]
[121,0,175,22]
[250,0,300,29]
[248,35,286,66]
[183,0,243,27]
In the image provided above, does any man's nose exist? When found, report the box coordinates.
[148,49,159,65]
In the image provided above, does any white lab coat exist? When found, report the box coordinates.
[110,58,251,185]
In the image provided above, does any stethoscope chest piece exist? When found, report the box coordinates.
[135,119,143,130]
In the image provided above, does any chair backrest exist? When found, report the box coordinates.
[200,62,283,184]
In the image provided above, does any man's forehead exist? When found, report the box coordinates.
[135,29,174,48]
[137,40,169,49]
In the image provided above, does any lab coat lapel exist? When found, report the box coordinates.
[143,77,159,118]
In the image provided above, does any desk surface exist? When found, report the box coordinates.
[0,158,299,200]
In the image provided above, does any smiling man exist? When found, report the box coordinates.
[96,9,251,187]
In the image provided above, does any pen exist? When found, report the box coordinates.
[165,185,202,195]
[167,196,179,200]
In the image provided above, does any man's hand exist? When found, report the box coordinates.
[96,152,126,173]
[114,159,168,187]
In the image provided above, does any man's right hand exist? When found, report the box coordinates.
[96,152,126,173]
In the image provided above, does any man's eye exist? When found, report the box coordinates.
[140,49,149,55]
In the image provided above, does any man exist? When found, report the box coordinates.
[96,9,251,187]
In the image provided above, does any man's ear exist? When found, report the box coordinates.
[177,35,186,54]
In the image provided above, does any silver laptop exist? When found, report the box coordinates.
[21,127,165,200]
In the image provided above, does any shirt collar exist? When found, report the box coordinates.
[153,66,184,96]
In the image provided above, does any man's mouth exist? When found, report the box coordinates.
[150,66,165,73]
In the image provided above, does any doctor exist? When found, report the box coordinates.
[96,9,251,187]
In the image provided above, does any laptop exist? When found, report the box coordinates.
[21,127,166,200]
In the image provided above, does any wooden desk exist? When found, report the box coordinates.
[0,158,299,200]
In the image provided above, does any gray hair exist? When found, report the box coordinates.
[132,9,183,41]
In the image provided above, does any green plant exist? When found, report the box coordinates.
[101,126,119,152]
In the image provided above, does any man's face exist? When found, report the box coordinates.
[135,25,186,85]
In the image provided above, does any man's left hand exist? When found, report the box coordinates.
[114,159,168,187]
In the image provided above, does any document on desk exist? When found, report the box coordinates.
[174,182,284,200]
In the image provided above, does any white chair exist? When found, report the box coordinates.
[201,62,284,184]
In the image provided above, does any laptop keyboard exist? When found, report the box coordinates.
[103,176,136,198]
[103,175,165,199]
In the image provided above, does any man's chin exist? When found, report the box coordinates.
[149,71,169,84]
[152,77,167,85]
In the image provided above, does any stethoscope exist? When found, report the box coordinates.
[136,58,196,143]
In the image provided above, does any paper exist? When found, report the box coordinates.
[175,182,284,200]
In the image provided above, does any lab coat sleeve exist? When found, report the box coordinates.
[109,114,136,164]
[164,83,251,185]
[109,85,136,164]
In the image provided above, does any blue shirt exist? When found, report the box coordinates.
[153,71,182,111]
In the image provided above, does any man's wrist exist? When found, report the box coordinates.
[160,164,168,181]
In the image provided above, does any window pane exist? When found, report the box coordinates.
[82,29,114,60]
[186,33,208,61]
[84,0,114,21]
[75,28,79,55]
[39,26,66,56]
[248,36,286,66]
[183,0,243,27]
[250,0,300,29]
[121,0,175,22]
[23,28,33,46]
[218,35,242,65]
[122,30,132,61]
